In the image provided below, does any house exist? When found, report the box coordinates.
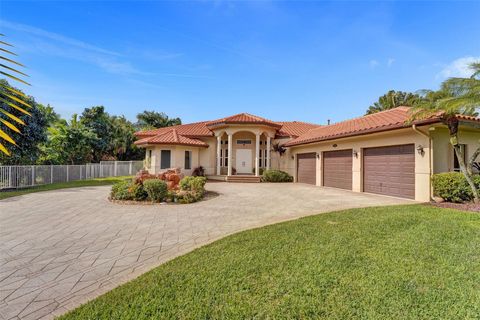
[134,107,480,202]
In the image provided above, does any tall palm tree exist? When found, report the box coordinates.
[0,34,32,156]
[411,62,480,202]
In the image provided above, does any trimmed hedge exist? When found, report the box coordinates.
[261,169,293,183]
[143,179,168,202]
[432,172,480,203]
[179,176,207,192]
[110,180,132,200]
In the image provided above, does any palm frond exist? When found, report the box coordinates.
[0,34,32,155]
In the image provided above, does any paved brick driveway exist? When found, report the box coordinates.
[0,182,412,319]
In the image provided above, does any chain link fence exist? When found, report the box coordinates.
[0,161,144,190]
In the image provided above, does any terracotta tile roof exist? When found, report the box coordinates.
[135,121,213,138]
[134,129,209,147]
[206,113,282,128]
[276,121,322,138]
[285,107,480,147]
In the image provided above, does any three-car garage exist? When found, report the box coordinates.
[296,144,416,199]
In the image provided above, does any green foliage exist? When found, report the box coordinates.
[110,180,133,200]
[261,169,293,182]
[179,176,207,192]
[176,190,203,204]
[128,182,148,201]
[366,90,420,115]
[39,114,98,164]
[143,179,168,202]
[136,110,181,130]
[60,205,480,320]
[432,172,480,203]
[0,80,49,164]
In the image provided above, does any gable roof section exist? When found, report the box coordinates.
[276,121,322,138]
[285,107,480,147]
[206,113,282,128]
[135,121,213,138]
[134,129,209,147]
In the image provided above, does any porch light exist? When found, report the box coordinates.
[416,145,425,155]
[353,150,358,158]
[316,153,320,159]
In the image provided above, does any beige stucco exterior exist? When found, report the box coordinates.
[143,121,479,202]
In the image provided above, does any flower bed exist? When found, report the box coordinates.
[110,169,207,204]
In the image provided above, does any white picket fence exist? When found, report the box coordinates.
[0,161,144,190]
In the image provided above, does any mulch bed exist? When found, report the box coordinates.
[429,202,480,213]
[108,191,219,206]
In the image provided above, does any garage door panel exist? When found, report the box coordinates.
[323,150,352,190]
[363,144,415,199]
[297,153,316,185]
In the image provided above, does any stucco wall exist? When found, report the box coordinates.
[431,126,480,173]
[145,145,202,175]
[289,128,431,202]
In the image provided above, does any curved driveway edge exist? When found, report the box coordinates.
[0,183,412,319]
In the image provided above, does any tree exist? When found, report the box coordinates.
[0,80,48,165]
[411,62,480,203]
[40,114,98,165]
[366,90,421,115]
[110,116,143,160]
[136,110,181,130]
[80,106,113,161]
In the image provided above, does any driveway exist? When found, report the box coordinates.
[0,182,412,319]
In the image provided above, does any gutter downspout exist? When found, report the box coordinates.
[412,124,433,201]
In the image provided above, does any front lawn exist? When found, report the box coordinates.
[0,176,132,200]
[60,205,480,320]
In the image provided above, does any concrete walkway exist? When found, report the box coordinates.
[0,182,413,319]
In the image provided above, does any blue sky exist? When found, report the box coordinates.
[1,1,479,124]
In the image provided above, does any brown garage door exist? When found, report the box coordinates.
[363,144,415,199]
[297,153,316,185]
[323,149,353,190]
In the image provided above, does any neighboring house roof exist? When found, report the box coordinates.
[276,121,322,138]
[134,129,209,147]
[285,107,480,147]
[135,121,214,138]
[206,113,282,128]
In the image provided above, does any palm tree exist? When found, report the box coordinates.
[0,34,32,156]
[411,62,480,202]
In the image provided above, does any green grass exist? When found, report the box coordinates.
[59,205,480,320]
[0,176,132,200]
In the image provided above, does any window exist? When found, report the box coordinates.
[225,149,228,167]
[147,150,152,168]
[236,139,252,145]
[184,151,191,170]
[264,149,268,167]
[453,144,466,172]
[160,150,171,169]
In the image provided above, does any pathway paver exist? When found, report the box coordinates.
[0,182,412,319]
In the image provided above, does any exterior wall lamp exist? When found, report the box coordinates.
[416,145,425,156]
[353,150,359,158]
[316,153,320,159]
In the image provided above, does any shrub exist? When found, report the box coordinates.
[143,179,168,202]
[251,167,265,175]
[128,183,148,201]
[180,176,207,192]
[111,180,133,200]
[176,190,203,204]
[261,169,293,183]
[432,172,480,203]
[192,166,205,177]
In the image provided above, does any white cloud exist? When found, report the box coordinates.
[438,56,480,78]
[387,58,395,67]
[369,59,379,68]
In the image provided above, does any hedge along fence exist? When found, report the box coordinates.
[0,161,143,190]
[432,172,480,203]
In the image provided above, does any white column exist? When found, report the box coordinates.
[227,133,233,176]
[255,133,260,176]
[266,136,271,170]
[216,135,221,175]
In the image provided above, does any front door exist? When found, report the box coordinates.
[236,149,252,174]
